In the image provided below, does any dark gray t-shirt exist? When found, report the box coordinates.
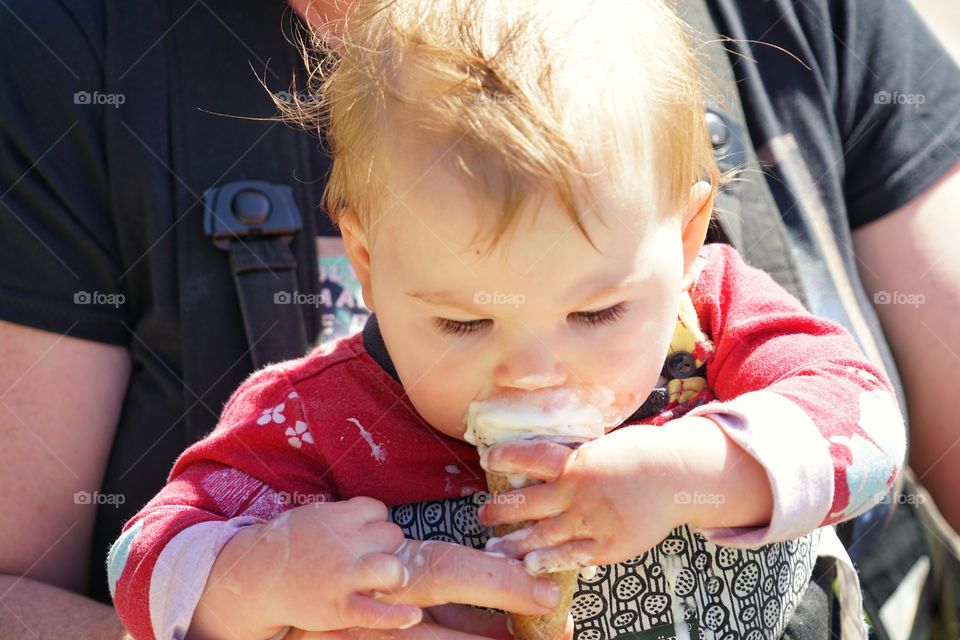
[1,0,959,605]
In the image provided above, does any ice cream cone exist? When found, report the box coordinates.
[485,470,578,640]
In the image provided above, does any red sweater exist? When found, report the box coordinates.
[108,244,905,640]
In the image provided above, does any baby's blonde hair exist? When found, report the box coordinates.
[281,0,720,247]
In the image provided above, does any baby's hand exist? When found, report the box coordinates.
[256,496,421,633]
[478,422,705,574]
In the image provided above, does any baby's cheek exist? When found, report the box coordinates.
[409,362,479,437]
[601,354,665,419]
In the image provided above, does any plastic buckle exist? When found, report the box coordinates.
[705,107,748,173]
[203,180,303,250]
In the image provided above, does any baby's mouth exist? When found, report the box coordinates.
[461,386,634,448]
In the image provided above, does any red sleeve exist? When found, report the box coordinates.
[686,244,906,544]
[109,366,337,640]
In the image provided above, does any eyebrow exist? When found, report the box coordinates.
[406,273,646,314]
[406,291,486,315]
[573,273,647,308]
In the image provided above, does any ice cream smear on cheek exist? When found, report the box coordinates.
[463,386,630,488]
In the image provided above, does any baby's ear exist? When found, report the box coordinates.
[338,210,376,313]
[680,181,714,291]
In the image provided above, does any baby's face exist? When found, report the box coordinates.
[345,139,709,440]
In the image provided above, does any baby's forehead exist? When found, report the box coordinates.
[379,143,664,261]
[385,125,665,216]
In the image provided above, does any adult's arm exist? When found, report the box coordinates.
[0,320,131,637]
[0,575,130,640]
[852,160,960,532]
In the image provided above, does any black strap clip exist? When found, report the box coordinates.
[202,180,310,369]
[203,179,302,249]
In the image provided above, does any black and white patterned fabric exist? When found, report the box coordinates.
[391,496,820,640]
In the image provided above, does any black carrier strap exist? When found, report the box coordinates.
[678,0,807,306]
[204,180,309,370]
[166,0,324,442]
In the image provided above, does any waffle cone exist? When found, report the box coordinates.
[485,471,578,640]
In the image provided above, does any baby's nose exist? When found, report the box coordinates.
[494,355,567,390]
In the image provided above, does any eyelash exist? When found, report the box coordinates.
[571,302,628,326]
[434,303,629,336]
[434,318,490,336]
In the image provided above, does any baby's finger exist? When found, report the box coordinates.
[355,552,410,593]
[344,592,422,630]
[342,496,390,524]
[485,513,581,558]
[361,521,406,554]
[522,540,598,575]
[485,440,576,481]
[478,482,563,527]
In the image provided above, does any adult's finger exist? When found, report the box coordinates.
[285,620,497,640]
[383,540,563,614]
[426,604,512,640]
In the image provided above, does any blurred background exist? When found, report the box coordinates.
[912,0,960,62]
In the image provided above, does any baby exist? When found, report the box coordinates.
[108,1,905,639]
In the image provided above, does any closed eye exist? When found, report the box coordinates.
[569,302,628,326]
[434,317,491,336]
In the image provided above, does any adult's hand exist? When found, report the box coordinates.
[283,538,571,640]
[284,604,573,640]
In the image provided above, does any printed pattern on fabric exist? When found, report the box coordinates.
[391,497,821,640]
